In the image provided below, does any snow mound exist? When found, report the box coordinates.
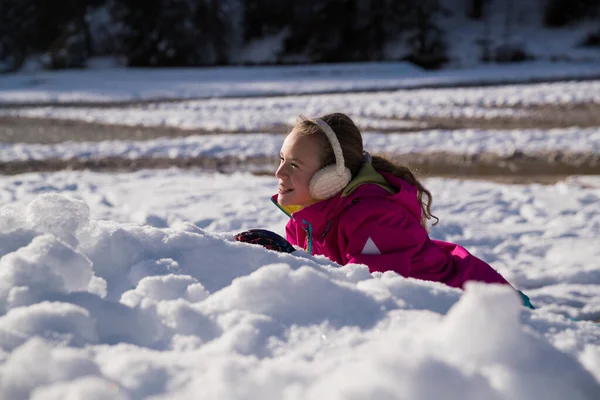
[0,194,598,399]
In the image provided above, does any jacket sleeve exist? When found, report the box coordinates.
[339,197,511,289]
[340,198,427,278]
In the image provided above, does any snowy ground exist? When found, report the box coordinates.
[0,170,599,399]
[4,79,599,131]
[2,61,600,105]
[2,75,600,164]
[0,62,599,398]
[0,127,598,163]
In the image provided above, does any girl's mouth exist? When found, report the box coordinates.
[279,187,294,194]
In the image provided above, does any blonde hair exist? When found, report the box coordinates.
[294,112,438,228]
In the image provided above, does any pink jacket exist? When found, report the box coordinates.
[272,165,510,289]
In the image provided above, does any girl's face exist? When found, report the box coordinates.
[275,128,323,207]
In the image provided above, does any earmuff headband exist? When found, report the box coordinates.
[297,115,346,176]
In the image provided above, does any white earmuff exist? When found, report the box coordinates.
[297,115,352,200]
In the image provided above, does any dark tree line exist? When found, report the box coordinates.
[110,0,232,67]
[0,0,598,73]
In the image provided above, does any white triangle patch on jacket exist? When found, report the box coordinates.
[361,237,382,255]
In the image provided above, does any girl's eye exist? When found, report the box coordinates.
[279,156,298,169]
[279,157,298,168]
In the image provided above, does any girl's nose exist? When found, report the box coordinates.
[275,163,287,179]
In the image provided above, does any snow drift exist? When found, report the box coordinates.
[0,193,598,399]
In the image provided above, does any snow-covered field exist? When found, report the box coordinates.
[2,71,600,163]
[0,63,599,399]
[2,77,600,134]
[2,61,600,105]
[0,170,599,399]
[0,127,599,163]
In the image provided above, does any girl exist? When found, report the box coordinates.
[269,112,531,302]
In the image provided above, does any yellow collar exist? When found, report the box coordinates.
[278,204,304,215]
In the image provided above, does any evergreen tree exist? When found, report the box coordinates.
[282,0,358,63]
[1,0,107,70]
[279,0,409,63]
[544,0,600,27]
[402,0,449,69]
[195,0,231,64]
[0,0,35,72]
[466,0,487,20]
[110,0,233,67]
[243,0,291,42]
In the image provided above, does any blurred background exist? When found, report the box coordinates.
[0,5,600,392]
[0,0,599,181]
[1,0,599,73]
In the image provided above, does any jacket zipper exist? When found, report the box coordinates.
[302,219,313,254]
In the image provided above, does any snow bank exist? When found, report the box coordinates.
[0,194,598,399]
[3,79,600,133]
[1,61,599,104]
[1,127,599,163]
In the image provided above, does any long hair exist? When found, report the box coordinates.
[371,155,438,228]
[294,112,438,229]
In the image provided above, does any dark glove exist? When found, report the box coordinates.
[234,229,296,253]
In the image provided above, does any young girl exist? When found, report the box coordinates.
[268,112,530,300]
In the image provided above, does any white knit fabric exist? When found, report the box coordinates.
[297,115,352,200]
[309,118,347,177]
[309,165,352,200]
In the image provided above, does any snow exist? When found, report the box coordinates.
[0,127,597,163]
[233,32,289,65]
[3,78,600,134]
[438,0,600,68]
[0,56,599,398]
[2,75,600,164]
[1,61,600,104]
[0,169,598,399]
